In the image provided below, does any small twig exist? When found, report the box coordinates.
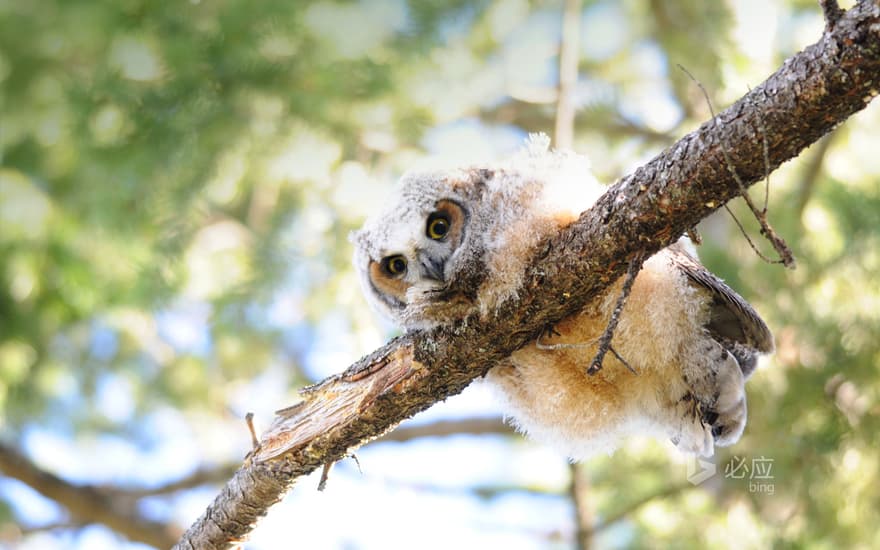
[755,96,771,212]
[723,204,781,265]
[348,453,363,475]
[317,462,333,491]
[820,0,844,31]
[752,96,797,268]
[795,133,835,219]
[535,335,597,351]
[245,412,259,450]
[587,254,643,375]
[15,521,84,536]
[536,324,596,351]
[679,65,795,269]
[317,454,361,491]
[608,345,638,375]
[535,330,636,374]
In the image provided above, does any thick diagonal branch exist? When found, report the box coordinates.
[175,3,880,549]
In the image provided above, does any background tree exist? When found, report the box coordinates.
[1,1,879,549]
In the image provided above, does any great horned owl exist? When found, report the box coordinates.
[351,136,773,458]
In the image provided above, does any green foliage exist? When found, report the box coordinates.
[1,0,879,548]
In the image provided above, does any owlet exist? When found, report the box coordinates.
[351,136,773,458]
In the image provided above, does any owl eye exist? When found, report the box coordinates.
[381,255,408,277]
[426,213,451,240]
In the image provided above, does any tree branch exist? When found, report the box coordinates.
[0,443,179,549]
[586,482,696,536]
[175,3,880,548]
[795,132,837,220]
[554,0,583,149]
[481,100,676,145]
[821,0,845,31]
[99,465,240,499]
[570,463,594,550]
[377,417,512,442]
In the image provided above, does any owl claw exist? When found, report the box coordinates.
[702,410,719,426]
[673,419,715,457]
[671,337,749,454]
[687,340,748,449]
[707,394,747,447]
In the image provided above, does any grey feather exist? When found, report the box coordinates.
[667,243,774,377]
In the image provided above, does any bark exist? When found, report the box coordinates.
[175,2,880,549]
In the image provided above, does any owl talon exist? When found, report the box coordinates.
[681,339,749,449]
[673,419,714,456]
[709,395,747,446]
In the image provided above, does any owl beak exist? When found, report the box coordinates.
[418,252,445,282]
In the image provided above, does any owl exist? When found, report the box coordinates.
[351,136,773,458]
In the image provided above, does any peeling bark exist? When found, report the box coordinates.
[174,3,880,549]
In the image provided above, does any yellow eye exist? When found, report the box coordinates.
[381,255,407,277]
[427,214,450,240]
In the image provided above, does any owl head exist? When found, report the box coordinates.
[351,135,603,330]
[350,167,492,330]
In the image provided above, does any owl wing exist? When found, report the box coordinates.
[667,243,774,378]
